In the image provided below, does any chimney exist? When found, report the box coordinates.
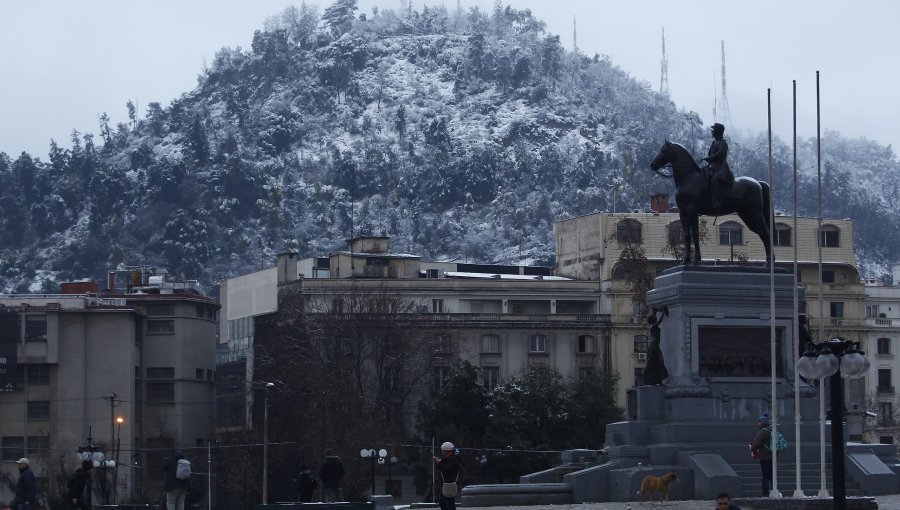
[108,271,116,291]
[650,193,669,213]
[276,251,299,284]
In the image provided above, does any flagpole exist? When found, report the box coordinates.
[815,70,829,499]
[792,79,804,498]
[767,88,781,499]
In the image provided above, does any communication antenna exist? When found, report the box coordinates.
[659,27,669,96]
[712,69,718,122]
[573,15,578,53]
[720,40,732,126]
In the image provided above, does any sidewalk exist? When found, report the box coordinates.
[459,493,900,509]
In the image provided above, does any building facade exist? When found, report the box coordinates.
[863,264,900,445]
[554,208,866,407]
[0,267,218,505]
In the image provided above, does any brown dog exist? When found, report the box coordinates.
[637,472,678,503]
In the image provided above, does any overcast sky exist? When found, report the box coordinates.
[2,1,898,159]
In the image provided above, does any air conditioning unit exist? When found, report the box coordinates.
[637,352,647,362]
[628,317,637,324]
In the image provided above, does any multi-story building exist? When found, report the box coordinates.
[553,196,865,406]
[0,267,218,505]
[863,264,900,445]
[216,237,609,432]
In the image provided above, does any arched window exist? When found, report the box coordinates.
[481,334,500,353]
[774,223,791,247]
[818,224,840,247]
[616,219,642,243]
[718,221,743,245]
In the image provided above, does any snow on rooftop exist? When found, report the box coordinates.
[444,272,570,281]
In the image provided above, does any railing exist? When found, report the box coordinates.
[417,313,610,323]
[875,318,894,326]
[877,386,895,395]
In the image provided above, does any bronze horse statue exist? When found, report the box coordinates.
[649,141,773,266]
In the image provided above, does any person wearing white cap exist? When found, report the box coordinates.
[433,442,460,510]
[14,458,37,510]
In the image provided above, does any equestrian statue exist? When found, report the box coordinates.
[649,124,773,266]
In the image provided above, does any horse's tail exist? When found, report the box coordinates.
[761,180,772,229]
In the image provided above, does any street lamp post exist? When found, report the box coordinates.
[796,337,869,510]
[360,448,388,497]
[114,417,124,503]
[262,382,274,505]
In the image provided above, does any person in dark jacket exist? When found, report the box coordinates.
[295,464,317,502]
[434,442,461,510]
[14,458,37,510]
[67,460,93,510]
[319,449,345,502]
[715,492,741,510]
[163,449,189,510]
[750,414,774,496]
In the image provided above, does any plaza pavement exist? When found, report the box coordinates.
[458,493,900,509]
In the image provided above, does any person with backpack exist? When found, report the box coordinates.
[67,460,93,510]
[163,449,191,510]
[750,414,774,496]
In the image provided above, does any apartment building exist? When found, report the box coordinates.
[0,267,218,504]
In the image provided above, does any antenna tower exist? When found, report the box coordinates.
[719,40,732,125]
[573,15,578,52]
[659,27,669,96]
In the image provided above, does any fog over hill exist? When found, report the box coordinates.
[0,0,897,293]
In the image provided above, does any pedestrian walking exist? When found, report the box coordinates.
[715,492,741,510]
[319,449,345,502]
[163,449,190,510]
[434,442,461,510]
[67,460,93,510]
[14,458,37,510]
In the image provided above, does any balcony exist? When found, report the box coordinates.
[877,386,895,395]
[799,282,865,296]
[867,317,895,327]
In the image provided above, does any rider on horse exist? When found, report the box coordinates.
[701,123,734,213]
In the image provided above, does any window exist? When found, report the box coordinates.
[577,335,594,353]
[616,219,642,243]
[880,436,894,445]
[24,315,47,342]
[821,270,835,283]
[207,369,213,381]
[482,367,500,390]
[146,367,174,379]
[433,366,451,390]
[27,364,49,385]
[27,401,50,421]
[432,299,444,313]
[829,302,844,318]
[880,402,894,424]
[634,367,644,386]
[878,369,893,393]
[470,302,484,313]
[206,308,213,320]
[633,335,649,353]
[529,334,547,353]
[818,225,840,247]
[146,304,175,316]
[147,382,175,402]
[578,367,595,379]
[481,335,499,353]
[147,320,175,334]
[878,338,891,355]
[666,221,682,247]
[2,437,24,461]
[718,221,743,245]
[27,436,49,455]
[866,305,880,318]
[196,306,205,318]
[632,301,644,316]
[196,369,204,380]
[434,335,451,353]
[774,224,791,247]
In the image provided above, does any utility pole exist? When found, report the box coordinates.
[105,394,119,449]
